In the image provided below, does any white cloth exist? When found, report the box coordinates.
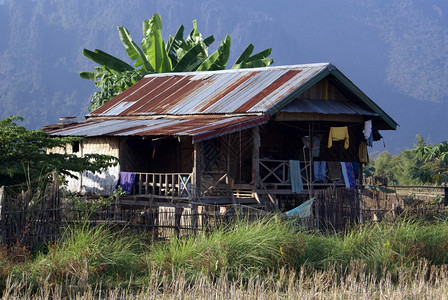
[363,120,372,140]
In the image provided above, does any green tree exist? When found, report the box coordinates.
[369,134,447,186]
[0,116,118,187]
[412,139,448,185]
[81,13,274,111]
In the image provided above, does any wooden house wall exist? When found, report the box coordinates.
[298,78,348,101]
[48,137,120,195]
[198,130,254,187]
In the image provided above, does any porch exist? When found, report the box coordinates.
[123,158,347,209]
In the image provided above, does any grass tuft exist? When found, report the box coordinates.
[148,216,304,279]
[25,223,143,288]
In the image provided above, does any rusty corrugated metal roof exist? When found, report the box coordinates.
[88,63,330,117]
[47,63,397,141]
[48,115,270,143]
[280,99,378,116]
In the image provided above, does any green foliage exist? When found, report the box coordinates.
[412,140,448,184]
[368,134,447,186]
[81,13,274,111]
[0,116,118,187]
[67,187,125,217]
[87,69,145,111]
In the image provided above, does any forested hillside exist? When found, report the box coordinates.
[1,0,448,153]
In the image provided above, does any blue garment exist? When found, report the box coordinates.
[118,172,136,194]
[340,162,356,189]
[345,162,356,189]
[289,160,303,194]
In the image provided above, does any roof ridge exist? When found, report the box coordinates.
[143,63,331,78]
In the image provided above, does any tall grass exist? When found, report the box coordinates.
[24,223,144,287]
[148,216,303,279]
[3,216,448,295]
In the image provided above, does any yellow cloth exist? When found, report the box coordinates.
[328,126,349,149]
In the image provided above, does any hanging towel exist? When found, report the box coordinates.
[118,171,136,194]
[286,198,315,218]
[289,160,303,194]
[328,126,349,149]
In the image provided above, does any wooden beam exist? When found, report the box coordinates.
[192,142,201,200]
[275,112,365,123]
[252,126,260,188]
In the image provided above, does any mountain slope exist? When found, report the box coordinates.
[1,0,447,153]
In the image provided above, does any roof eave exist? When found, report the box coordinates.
[329,68,398,130]
[266,64,398,130]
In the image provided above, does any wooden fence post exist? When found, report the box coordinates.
[314,192,320,230]
[444,187,448,206]
[0,186,4,245]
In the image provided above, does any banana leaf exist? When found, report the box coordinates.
[166,25,185,66]
[142,14,172,73]
[172,43,205,72]
[79,71,96,81]
[232,44,254,68]
[196,35,231,71]
[118,26,153,72]
[239,58,274,69]
[82,49,134,72]
[245,47,272,62]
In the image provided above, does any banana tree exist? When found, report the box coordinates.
[81,13,274,111]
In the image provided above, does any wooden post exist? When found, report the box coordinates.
[308,125,313,200]
[0,186,5,245]
[444,187,448,206]
[252,126,260,188]
[193,142,201,200]
[174,207,184,237]
[191,204,198,235]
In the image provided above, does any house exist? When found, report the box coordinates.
[44,63,397,211]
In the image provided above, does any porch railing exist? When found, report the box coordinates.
[133,172,193,198]
[259,159,311,187]
[201,171,231,196]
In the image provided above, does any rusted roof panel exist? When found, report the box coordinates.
[280,99,378,116]
[88,63,331,117]
[48,115,270,143]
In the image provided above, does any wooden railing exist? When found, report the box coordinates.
[201,171,231,196]
[259,159,311,187]
[133,172,193,198]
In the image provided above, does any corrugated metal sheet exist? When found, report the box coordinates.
[48,115,270,143]
[280,99,378,116]
[88,63,331,117]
